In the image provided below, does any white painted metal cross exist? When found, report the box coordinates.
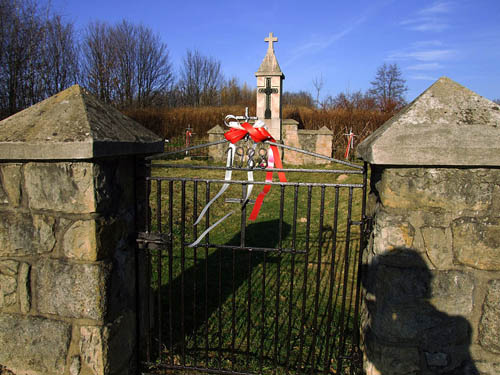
[265,32,278,51]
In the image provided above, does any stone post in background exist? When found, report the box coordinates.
[357,77,500,375]
[207,124,226,162]
[0,85,163,375]
[282,119,333,165]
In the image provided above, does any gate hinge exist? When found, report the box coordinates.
[136,232,169,250]
[362,215,373,236]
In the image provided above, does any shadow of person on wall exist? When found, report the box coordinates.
[361,249,478,375]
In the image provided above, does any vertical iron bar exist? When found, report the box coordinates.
[246,245,252,368]
[168,181,174,366]
[285,185,299,367]
[323,187,340,374]
[218,208,223,369]
[337,187,354,371]
[259,251,267,374]
[145,176,151,362]
[204,182,210,365]
[273,185,285,368]
[181,181,186,366]
[297,185,312,369]
[352,163,369,349]
[193,181,198,366]
[156,180,162,360]
[309,186,326,371]
[238,183,247,370]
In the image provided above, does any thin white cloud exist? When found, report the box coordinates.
[401,1,454,32]
[409,74,437,81]
[411,40,443,48]
[410,22,449,32]
[283,17,363,67]
[389,49,456,62]
[407,63,443,70]
[418,1,454,15]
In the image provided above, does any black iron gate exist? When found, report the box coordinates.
[137,138,369,375]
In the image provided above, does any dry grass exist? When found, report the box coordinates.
[123,105,392,150]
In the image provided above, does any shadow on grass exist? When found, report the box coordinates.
[153,219,291,358]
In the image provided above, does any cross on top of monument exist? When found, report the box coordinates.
[265,32,278,51]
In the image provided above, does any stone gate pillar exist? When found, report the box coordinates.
[0,85,163,375]
[357,77,500,375]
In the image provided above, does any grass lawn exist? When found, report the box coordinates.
[141,153,366,375]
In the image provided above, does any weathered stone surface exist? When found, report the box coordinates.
[475,361,500,375]
[377,168,495,212]
[0,260,30,312]
[70,356,81,375]
[0,84,163,159]
[425,351,448,367]
[25,162,96,213]
[0,273,17,308]
[372,212,415,254]
[80,325,106,375]
[0,314,71,374]
[0,183,7,205]
[36,258,110,320]
[421,226,454,269]
[452,217,500,270]
[63,217,129,261]
[357,77,500,166]
[18,262,31,313]
[77,311,135,375]
[0,164,22,206]
[429,271,474,315]
[364,339,420,375]
[0,260,18,276]
[479,280,500,353]
[63,220,98,261]
[0,213,55,256]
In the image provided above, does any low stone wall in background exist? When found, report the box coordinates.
[207,120,333,165]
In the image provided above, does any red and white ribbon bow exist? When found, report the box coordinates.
[189,117,286,247]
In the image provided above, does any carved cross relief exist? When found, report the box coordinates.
[259,78,278,119]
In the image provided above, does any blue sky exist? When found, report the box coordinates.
[49,0,500,102]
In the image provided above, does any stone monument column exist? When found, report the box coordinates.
[256,32,284,140]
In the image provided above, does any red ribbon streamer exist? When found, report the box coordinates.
[344,133,354,159]
[224,122,286,220]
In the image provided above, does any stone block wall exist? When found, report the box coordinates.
[362,166,500,375]
[282,120,333,165]
[0,159,137,375]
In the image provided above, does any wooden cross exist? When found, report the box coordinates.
[258,77,278,119]
[265,32,278,51]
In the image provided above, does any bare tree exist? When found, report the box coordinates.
[135,24,173,107]
[41,14,79,97]
[0,0,44,114]
[81,21,116,104]
[0,0,78,118]
[368,63,408,112]
[312,74,324,107]
[81,20,173,107]
[179,49,223,106]
[282,91,315,107]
